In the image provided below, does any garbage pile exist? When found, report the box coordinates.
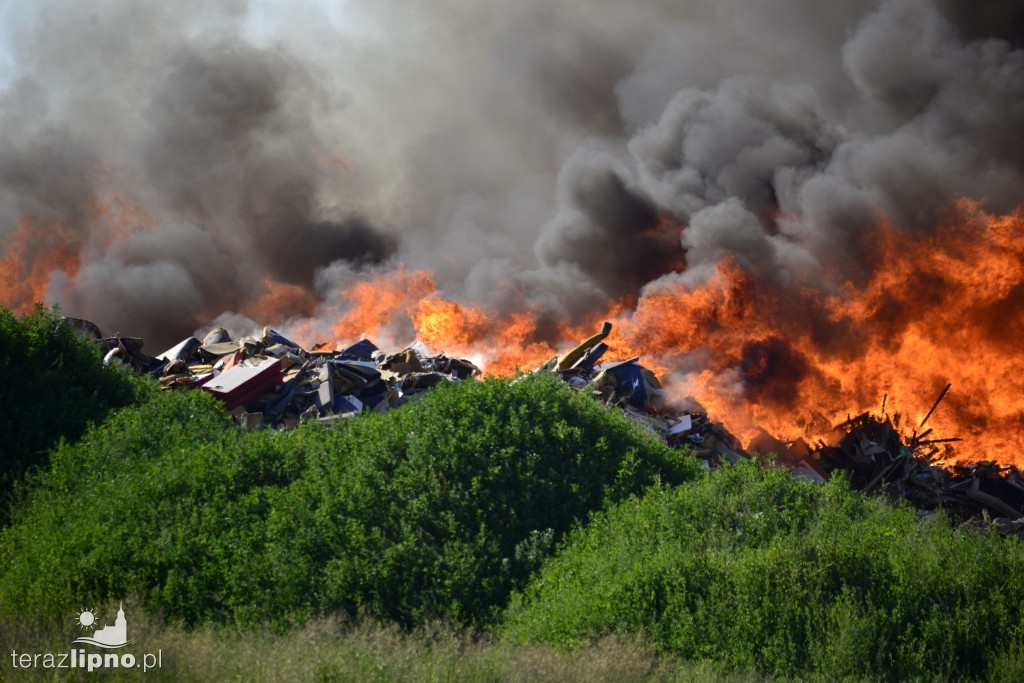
[819,418,1024,536]
[538,330,1024,536]
[533,321,748,469]
[65,317,480,430]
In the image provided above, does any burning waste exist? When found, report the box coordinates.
[63,313,1024,537]
[3,2,1024,523]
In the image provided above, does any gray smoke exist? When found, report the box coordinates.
[0,0,1022,350]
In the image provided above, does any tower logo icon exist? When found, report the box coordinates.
[72,602,133,649]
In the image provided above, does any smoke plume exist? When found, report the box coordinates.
[1,0,1022,357]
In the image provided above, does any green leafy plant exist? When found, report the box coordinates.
[0,305,146,514]
[503,462,1024,681]
[0,373,699,628]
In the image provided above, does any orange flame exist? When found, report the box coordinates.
[7,188,1021,465]
[0,192,159,315]
[294,199,1023,465]
[0,220,81,314]
[242,276,321,323]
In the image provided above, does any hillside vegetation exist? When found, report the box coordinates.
[3,306,1024,681]
[0,359,699,628]
[504,463,1024,681]
[0,306,144,510]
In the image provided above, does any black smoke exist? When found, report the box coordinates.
[0,0,1021,350]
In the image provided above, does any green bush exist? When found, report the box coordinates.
[503,462,1024,681]
[0,373,700,628]
[0,305,145,511]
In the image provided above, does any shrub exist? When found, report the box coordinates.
[503,462,1024,681]
[0,305,145,513]
[0,373,700,628]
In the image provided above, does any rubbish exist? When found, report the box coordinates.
[70,314,482,431]
[336,395,364,414]
[536,323,748,465]
[202,327,231,346]
[261,327,300,350]
[668,415,693,437]
[203,358,285,411]
[340,339,380,360]
[158,337,201,362]
[555,321,612,371]
[240,412,264,431]
[775,390,1024,535]
[385,348,425,374]
[792,461,827,484]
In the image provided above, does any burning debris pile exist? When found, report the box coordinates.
[70,314,747,462]
[539,325,1024,535]
[817,412,1024,536]
[64,314,1024,536]
[754,385,1024,538]
[532,321,747,468]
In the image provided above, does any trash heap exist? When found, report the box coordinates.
[532,321,748,469]
[811,413,1024,535]
[540,327,1024,535]
[65,317,481,430]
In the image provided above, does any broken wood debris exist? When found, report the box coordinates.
[773,386,1024,539]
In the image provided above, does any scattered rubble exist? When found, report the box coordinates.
[533,321,748,469]
[68,318,481,429]
[63,316,1024,537]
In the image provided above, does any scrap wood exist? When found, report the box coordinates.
[795,385,1024,537]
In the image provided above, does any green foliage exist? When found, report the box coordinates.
[0,305,146,510]
[0,373,699,628]
[503,462,1024,681]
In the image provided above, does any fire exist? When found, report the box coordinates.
[622,199,1024,463]
[242,276,321,323]
[6,187,1022,465]
[0,192,158,315]
[297,199,1023,465]
[566,199,1023,464]
[0,219,81,314]
[328,266,437,342]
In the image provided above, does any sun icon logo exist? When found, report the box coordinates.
[75,609,97,630]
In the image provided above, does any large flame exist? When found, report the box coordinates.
[286,199,1023,465]
[4,193,1022,465]
[0,219,82,315]
[0,193,155,314]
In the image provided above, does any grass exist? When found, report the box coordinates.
[0,607,767,683]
